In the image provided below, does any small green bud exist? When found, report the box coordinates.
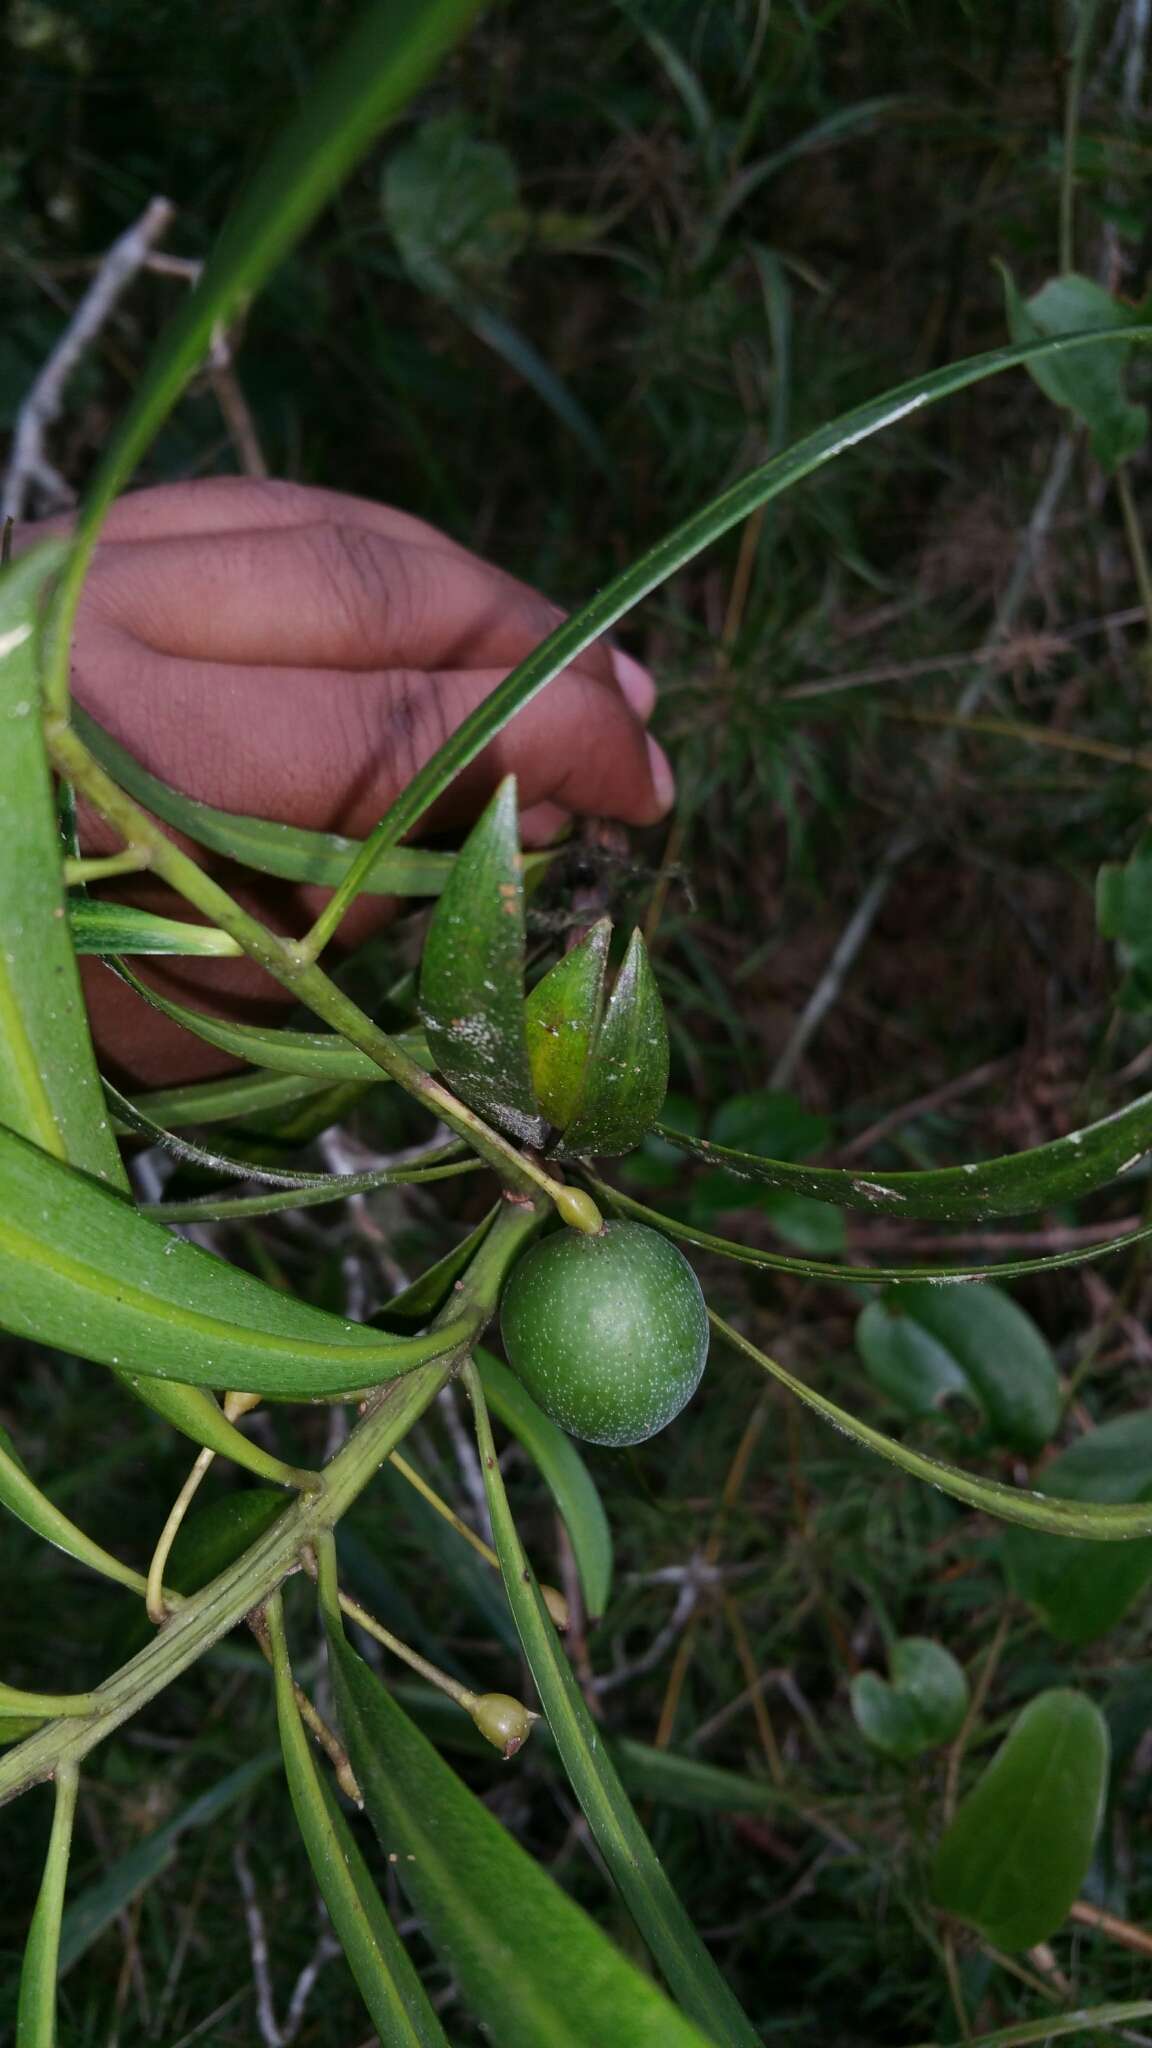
[552,1185,603,1235]
[471,1692,539,1759]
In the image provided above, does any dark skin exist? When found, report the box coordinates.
[28,478,672,1088]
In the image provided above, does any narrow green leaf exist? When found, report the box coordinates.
[850,1639,968,1761]
[58,1755,278,1975]
[476,1348,613,1618]
[1001,1413,1152,1643]
[108,1078,402,1190]
[371,1211,496,1331]
[318,327,1152,929]
[909,2004,1152,2048]
[267,1597,450,2046]
[120,1069,349,1131]
[73,706,460,895]
[656,1081,1152,1221]
[591,1175,1152,1285]
[0,551,320,1486]
[324,1601,716,2048]
[558,930,670,1158]
[466,1364,761,2046]
[419,778,545,1144]
[68,900,241,957]
[856,1285,1061,1453]
[109,961,432,1081]
[16,1764,80,2048]
[142,1152,478,1225]
[0,1123,468,1399]
[524,920,610,1131]
[0,548,121,1179]
[932,1689,1109,1950]
[0,1427,146,1597]
[710,1309,1152,1538]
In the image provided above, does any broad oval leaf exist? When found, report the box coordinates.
[557,930,670,1157]
[324,1611,716,2048]
[856,1284,1060,1453]
[1001,1413,1152,1643]
[932,1689,1109,1950]
[476,1348,613,1619]
[0,1122,466,1399]
[419,778,546,1145]
[851,1638,968,1760]
[1000,266,1147,471]
[524,919,609,1130]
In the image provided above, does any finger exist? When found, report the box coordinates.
[611,646,657,720]
[82,523,620,691]
[79,476,481,562]
[74,634,674,834]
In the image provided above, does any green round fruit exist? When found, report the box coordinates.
[500,1221,709,1447]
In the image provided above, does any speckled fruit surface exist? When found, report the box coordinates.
[499,1221,709,1447]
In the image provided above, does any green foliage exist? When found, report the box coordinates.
[932,1690,1109,1951]
[851,1638,968,1760]
[7,1,1152,2040]
[855,1283,1061,1451]
[1097,831,1152,1010]
[1001,1412,1152,1643]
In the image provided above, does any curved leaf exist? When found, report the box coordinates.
[655,1088,1152,1221]
[932,1689,1109,1950]
[850,1638,968,1760]
[1001,1412,1152,1643]
[15,1763,79,2048]
[0,1428,146,1597]
[73,705,459,895]
[142,1153,476,1224]
[710,1309,1152,1538]
[856,1285,1060,1453]
[590,1175,1152,1285]
[465,1364,761,2046]
[267,1597,450,2047]
[121,1068,349,1131]
[557,930,669,1159]
[476,1348,613,1618]
[323,1592,715,2047]
[110,961,432,1081]
[419,778,545,1144]
[0,1122,468,1399]
[316,326,1152,931]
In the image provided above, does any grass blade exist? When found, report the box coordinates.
[267,1596,450,2046]
[463,1362,761,2047]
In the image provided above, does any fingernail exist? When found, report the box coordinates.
[646,734,676,814]
[613,646,657,718]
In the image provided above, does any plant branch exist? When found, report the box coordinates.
[0,1195,542,1807]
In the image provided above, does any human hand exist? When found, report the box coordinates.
[30,478,672,1087]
